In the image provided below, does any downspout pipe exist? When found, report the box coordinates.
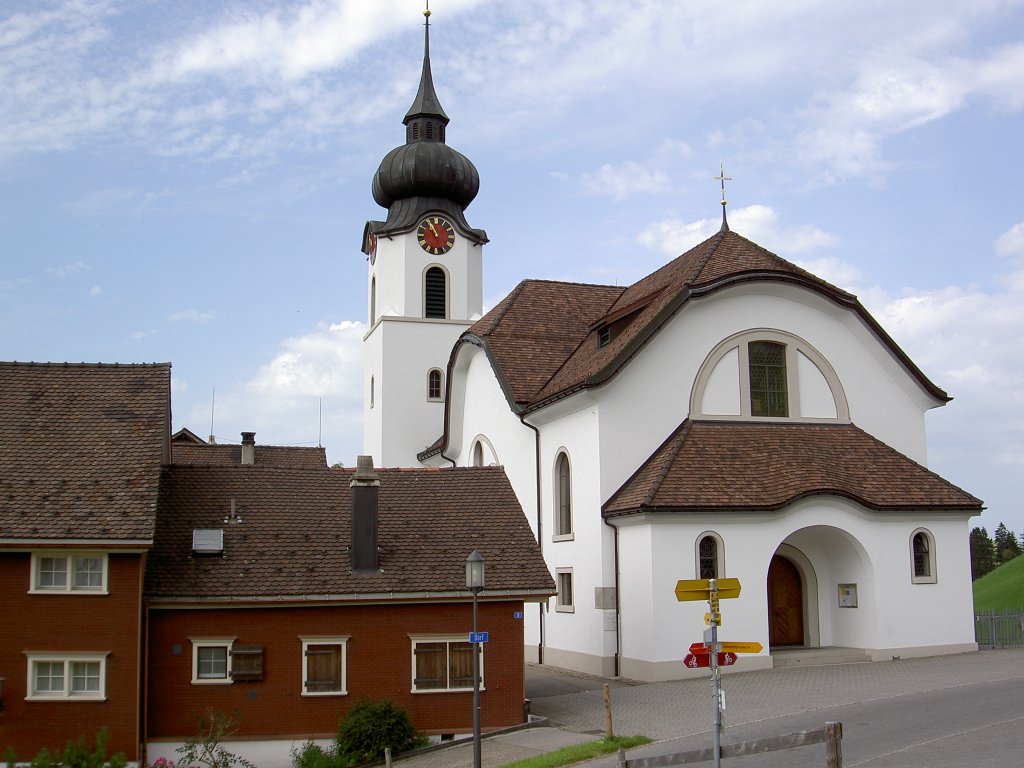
[603,515,622,678]
[519,412,545,665]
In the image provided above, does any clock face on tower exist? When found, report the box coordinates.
[417,216,456,255]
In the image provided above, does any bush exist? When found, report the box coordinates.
[177,710,256,768]
[290,741,347,768]
[15,729,126,768]
[334,700,426,764]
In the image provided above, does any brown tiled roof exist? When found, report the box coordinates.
[145,465,554,601]
[449,229,945,418]
[172,442,327,469]
[603,420,982,515]
[464,280,624,405]
[0,362,170,543]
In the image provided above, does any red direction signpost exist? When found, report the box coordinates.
[682,652,737,669]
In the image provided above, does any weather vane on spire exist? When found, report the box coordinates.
[715,161,732,232]
[424,0,431,21]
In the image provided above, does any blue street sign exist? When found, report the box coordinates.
[469,631,489,643]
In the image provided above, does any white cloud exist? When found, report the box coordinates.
[995,222,1024,263]
[638,204,838,258]
[131,329,158,341]
[46,261,87,279]
[168,309,216,324]
[579,161,671,201]
[181,320,366,463]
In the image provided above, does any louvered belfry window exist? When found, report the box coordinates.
[425,267,446,318]
[749,341,788,417]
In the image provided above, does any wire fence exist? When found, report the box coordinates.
[975,608,1024,648]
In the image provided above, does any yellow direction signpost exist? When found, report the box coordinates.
[719,641,762,654]
[704,612,723,626]
[674,577,742,601]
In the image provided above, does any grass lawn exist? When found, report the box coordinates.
[496,736,652,768]
[973,554,1024,610]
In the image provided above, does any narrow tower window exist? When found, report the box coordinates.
[555,452,572,537]
[370,276,376,325]
[424,267,447,319]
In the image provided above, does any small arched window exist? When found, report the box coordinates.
[696,532,724,579]
[911,529,937,583]
[472,441,484,467]
[427,369,443,401]
[370,276,376,325]
[370,376,375,409]
[424,267,447,319]
[554,452,572,538]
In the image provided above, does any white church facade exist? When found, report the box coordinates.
[361,10,982,681]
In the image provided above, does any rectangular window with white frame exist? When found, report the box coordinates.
[30,552,108,594]
[25,653,108,700]
[556,568,574,613]
[301,637,349,696]
[410,635,480,692]
[190,637,235,684]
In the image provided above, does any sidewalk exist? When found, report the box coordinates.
[393,648,1024,767]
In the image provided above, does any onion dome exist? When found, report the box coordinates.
[369,8,484,239]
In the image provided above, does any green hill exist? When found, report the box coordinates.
[973,554,1024,610]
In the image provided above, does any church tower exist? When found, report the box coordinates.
[361,7,487,467]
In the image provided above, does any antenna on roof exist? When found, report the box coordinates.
[208,387,217,444]
[318,397,323,448]
[715,161,732,233]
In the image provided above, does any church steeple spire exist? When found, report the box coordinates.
[404,4,449,135]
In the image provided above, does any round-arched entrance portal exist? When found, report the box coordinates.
[768,554,804,647]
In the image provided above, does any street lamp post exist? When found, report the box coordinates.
[466,549,486,768]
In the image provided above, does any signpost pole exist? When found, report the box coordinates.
[709,578,721,768]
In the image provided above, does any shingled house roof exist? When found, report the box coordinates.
[172,441,327,469]
[454,228,947,415]
[603,420,982,516]
[146,464,554,602]
[0,362,171,544]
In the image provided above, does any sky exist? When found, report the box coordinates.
[2,0,1023,538]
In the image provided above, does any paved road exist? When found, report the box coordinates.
[395,649,1024,767]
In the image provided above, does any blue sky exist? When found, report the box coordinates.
[2,0,1023,537]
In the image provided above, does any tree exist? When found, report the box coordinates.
[970,526,996,580]
[993,522,1022,565]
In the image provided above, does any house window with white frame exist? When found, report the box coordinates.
[26,653,108,700]
[411,636,478,692]
[31,552,108,593]
[554,452,573,539]
[556,568,574,612]
[911,529,937,583]
[190,637,235,684]
[302,637,349,695]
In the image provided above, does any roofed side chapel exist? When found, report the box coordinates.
[365,15,982,681]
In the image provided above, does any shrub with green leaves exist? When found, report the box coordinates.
[334,700,426,764]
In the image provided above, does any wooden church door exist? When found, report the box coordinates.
[768,555,804,647]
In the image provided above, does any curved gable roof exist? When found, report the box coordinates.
[463,229,948,413]
[604,420,982,515]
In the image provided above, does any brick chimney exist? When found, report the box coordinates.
[241,432,256,465]
[350,455,380,572]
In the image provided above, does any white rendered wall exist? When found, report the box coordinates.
[364,317,469,466]
[613,497,975,681]
[596,282,940,505]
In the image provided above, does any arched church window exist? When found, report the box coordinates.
[424,267,447,319]
[696,532,724,579]
[370,376,375,409]
[472,441,484,467]
[554,452,572,539]
[749,341,788,417]
[427,368,443,401]
[911,529,937,583]
[691,330,848,422]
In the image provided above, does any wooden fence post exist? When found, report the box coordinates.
[604,683,614,739]
[825,721,843,768]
